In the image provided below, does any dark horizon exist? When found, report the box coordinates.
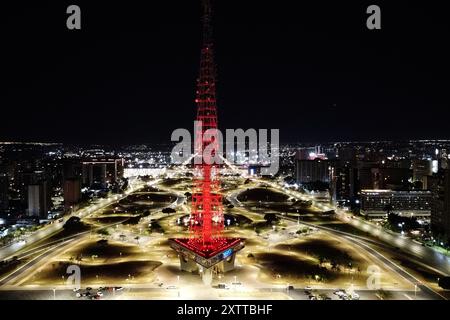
[1,1,449,145]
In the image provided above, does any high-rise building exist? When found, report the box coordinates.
[330,161,358,206]
[0,173,9,213]
[360,189,432,218]
[356,161,378,190]
[81,158,124,188]
[296,159,332,184]
[62,159,82,182]
[412,159,433,189]
[430,169,450,241]
[27,181,50,218]
[63,178,81,209]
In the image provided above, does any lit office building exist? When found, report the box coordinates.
[27,181,51,218]
[0,173,9,213]
[360,189,432,218]
[81,158,124,188]
[430,169,450,241]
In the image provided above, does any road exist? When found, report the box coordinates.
[0,173,446,300]
[227,183,446,300]
[0,179,183,290]
[253,180,450,276]
[282,215,444,300]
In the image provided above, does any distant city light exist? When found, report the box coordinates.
[432,160,439,173]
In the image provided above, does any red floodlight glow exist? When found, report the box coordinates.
[188,0,225,252]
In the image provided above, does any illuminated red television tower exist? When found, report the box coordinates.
[191,0,223,248]
[170,0,244,284]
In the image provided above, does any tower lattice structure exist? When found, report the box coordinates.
[189,0,225,250]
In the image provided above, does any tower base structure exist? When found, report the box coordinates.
[170,238,245,285]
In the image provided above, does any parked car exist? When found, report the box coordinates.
[217,283,230,289]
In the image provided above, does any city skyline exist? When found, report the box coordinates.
[1,1,450,304]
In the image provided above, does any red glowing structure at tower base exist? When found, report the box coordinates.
[170,0,244,277]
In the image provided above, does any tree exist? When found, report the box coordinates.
[97,239,108,246]
[264,213,279,224]
[162,208,176,214]
[383,204,394,215]
[97,229,109,236]
[318,255,326,265]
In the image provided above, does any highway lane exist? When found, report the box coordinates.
[0,218,130,288]
[342,235,445,300]
[0,238,79,286]
[226,185,446,299]
[0,180,160,261]
[246,180,450,276]
[278,215,446,300]
[0,180,181,289]
[0,285,435,300]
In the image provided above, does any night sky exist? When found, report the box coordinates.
[1,1,448,144]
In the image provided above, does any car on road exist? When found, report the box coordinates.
[114,287,124,291]
[166,285,178,290]
[333,290,346,297]
[350,293,360,300]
